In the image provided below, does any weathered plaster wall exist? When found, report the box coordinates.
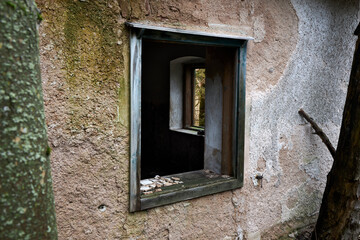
[36,0,359,239]
[245,1,359,238]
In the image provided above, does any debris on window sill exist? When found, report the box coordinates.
[140,170,233,196]
[204,169,231,179]
[140,175,184,195]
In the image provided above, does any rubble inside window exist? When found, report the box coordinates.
[140,170,233,198]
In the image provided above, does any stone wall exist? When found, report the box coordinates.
[36,0,359,239]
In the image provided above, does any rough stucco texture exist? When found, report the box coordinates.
[36,0,359,239]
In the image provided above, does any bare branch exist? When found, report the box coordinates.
[298,108,336,159]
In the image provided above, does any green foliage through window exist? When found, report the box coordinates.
[193,68,205,127]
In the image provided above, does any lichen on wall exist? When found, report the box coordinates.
[35,0,360,239]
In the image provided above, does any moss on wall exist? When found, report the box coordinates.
[61,0,129,131]
[36,0,133,238]
[64,0,120,85]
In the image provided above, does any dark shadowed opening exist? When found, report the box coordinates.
[141,40,206,179]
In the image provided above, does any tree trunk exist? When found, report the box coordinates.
[312,23,360,239]
[0,1,58,239]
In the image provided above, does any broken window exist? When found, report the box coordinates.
[128,22,251,212]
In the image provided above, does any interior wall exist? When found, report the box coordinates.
[204,46,237,175]
[169,56,205,130]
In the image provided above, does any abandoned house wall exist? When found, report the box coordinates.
[36,0,359,239]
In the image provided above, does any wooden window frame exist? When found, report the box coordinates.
[127,22,251,212]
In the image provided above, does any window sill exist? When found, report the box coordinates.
[170,128,204,136]
[140,170,241,210]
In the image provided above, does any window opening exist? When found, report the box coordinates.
[192,68,206,128]
[128,22,251,212]
[182,63,206,134]
[141,42,205,180]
